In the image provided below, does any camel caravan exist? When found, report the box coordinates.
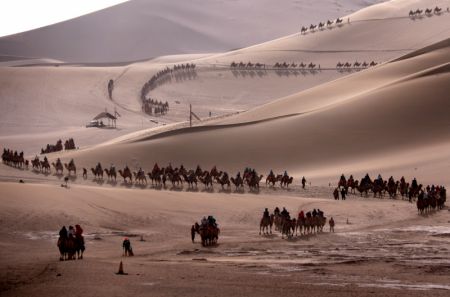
[57,224,85,261]
[191,216,220,246]
[300,17,345,35]
[409,6,443,18]
[336,61,378,70]
[2,148,28,169]
[40,138,76,154]
[334,174,446,210]
[86,163,283,192]
[260,207,331,239]
[140,63,196,116]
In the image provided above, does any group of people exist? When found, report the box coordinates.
[142,98,169,115]
[40,138,75,154]
[140,64,197,116]
[2,148,26,168]
[59,224,83,239]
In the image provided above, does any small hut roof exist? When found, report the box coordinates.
[93,112,117,120]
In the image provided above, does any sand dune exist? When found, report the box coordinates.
[0,0,385,63]
[53,38,450,187]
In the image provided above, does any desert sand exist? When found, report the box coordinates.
[1,0,450,296]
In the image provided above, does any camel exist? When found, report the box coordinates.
[183,172,198,188]
[31,158,41,170]
[133,171,147,184]
[434,6,442,14]
[64,162,76,175]
[199,172,213,188]
[300,26,308,34]
[409,10,416,17]
[369,61,378,66]
[353,61,361,67]
[52,162,64,174]
[335,18,343,24]
[318,22,325,29]
[280,175,293,187]
[259,214,274,235]
[326,20,334,26]
[118,167,132,183]
[215,174,230,189]
[357,183,371,197]
[362,61,368,68]
[230,176,244,189]
[91,165,103,179]
[246,174,263,190]
[168,172,183,187]
[309,24,317,30]
[295,218,305,236]
[104,168,117,181]
[425,8,433,15]
[308,62,316,69]
[299,62,307,68]
[58,235,84,261]
[266,174,282,187]
[40,160,50,173]
[199,225,220,246]
[372,183,384,198]
[281,218,296,239]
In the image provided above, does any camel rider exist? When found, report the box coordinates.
[377,174,383,185]
[317,209,324,217]
[269,170,274,178]
[44,156,48,163]
[109,163,115,172]
[69,158,74,167]
[153,163,160,173]
[412,178,418,189]
[312,209,317,217]
[400,176,405,184]
[281,207,289,219]
[306,211,312,218]
[389,176,394,184]
[59,226,68,239]
[208,216,217,227]
[201,216,208,227]
[263,208,270,218]
[283,170,288,177]
[340,174,346,181]
[96,162,101,171]
[67,225,75,237]
[75,224,83,237]
[298,210,305,220]
[274,207,280,216]
[302,176,306,184]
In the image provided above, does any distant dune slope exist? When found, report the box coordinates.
[0,0,385,63]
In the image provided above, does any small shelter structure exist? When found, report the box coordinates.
[92,112,117,128]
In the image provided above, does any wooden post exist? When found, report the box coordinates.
[190,104,192,127]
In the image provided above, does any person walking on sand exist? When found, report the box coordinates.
[123,238,133,256]
[340,187,347,200]
[329,217,335,232]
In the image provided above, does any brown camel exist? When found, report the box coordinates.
[52,162,64,174]
[118,167,132,183]
[64,162,76,175]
